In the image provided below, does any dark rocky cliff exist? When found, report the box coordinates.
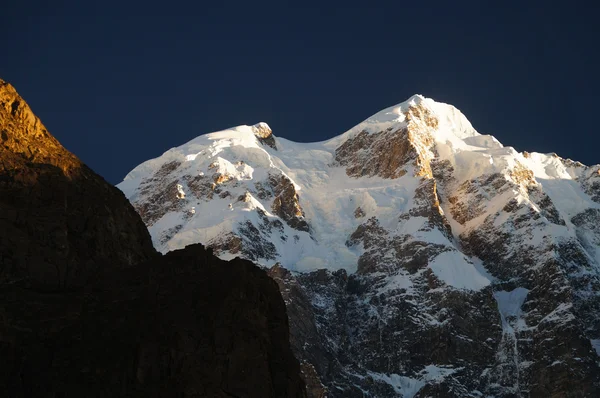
[0,244,306,397]
[0,79,305,397]
[0,78,157,288]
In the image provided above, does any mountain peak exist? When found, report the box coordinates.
[252,122,276,149]
[0,78,82,176]
[118,93,600,396]
[352,94,478,140]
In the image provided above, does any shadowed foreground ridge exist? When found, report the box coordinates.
[0,78,157,287]
[0,79,306,397]
[0,245,305,397]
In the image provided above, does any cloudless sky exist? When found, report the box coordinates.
[1,1,599,183]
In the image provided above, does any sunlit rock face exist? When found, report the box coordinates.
[120,94,600,397]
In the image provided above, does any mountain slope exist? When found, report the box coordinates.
[0,78,306,397]
[120,95,600,397]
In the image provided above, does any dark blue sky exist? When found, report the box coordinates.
[2,1,598,184]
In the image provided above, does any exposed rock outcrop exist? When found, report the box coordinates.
[335,102,437,179]
[335,128,414,179]
[253,122,277,149]
[269,173,310,232]
[354,206,365,218]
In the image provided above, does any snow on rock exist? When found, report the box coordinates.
[366,371,425,398]
[118,94,600,397]
[592,340,600,357]
[494,287,529,325]
[428,251,492,290]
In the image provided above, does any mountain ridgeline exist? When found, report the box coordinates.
[120,95,600,397]
[0,79,306,397]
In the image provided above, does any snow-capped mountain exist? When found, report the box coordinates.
[118,95,600,397]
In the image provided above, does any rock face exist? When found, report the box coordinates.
[253,122,277,149]
[335,102,437,179]
[0,79,157,288]
[0,79,306,397]
[121,94,600,397]
[268,173,310,232]
[0,244,306,398]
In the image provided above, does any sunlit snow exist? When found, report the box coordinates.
[118,95,600,291]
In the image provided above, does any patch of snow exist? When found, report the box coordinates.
[539,303,575,326]
[494,288,529,328]
[367,372,425,398]
[428,251,493,291]
[591,339,600,357]
[493,287,530,394]
[367,365,457,398]
[380,271,414,294]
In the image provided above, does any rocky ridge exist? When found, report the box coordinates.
[0,79,157,288]
[0,79,306,397]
